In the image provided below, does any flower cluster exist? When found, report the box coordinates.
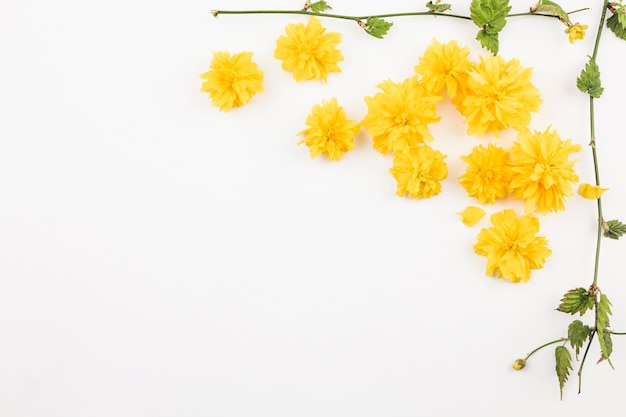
[203,19,584,284]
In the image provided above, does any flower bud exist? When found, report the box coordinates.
[512,358,526,371]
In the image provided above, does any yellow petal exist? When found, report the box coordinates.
[457,206,486,227]
[578,183,608,200]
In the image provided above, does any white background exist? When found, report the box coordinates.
[2,0,626,416]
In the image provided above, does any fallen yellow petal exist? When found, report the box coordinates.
[457,206,486,227]
[579,183,608,200]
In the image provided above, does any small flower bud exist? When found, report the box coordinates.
[512,358,526,371]
[210,10,218,18]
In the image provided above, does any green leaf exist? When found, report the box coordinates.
[530,0,571,25]
[555,346,573,401]
[556,287,595,316]
[607,14,626,41]
[596,294,614,367]
[309,1,332,13]
[475,31,499,55]
[426,1,452,12]
[604,219,626,239]
[568,320,591,359]
[619,11,626,29]
[361,17,393,39]
[576,58,604,99]
[470,0,511,54]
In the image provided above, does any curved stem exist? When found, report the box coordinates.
[509,8,589,18]
[212,10,471,21]
[525,338,567,361]
[211,8,588,22]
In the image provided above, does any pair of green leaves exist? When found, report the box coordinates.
[470,0,510,55]
[555,288,613,399]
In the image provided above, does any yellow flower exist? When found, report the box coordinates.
[509,127,581,214]
[389,144,448,199]
[361,76,441,155]
[578,183,609,200]
[474,209,551,283]
[298,98,360,161]
[414,39,473,99]
[567,23,588,44]
[457,206,486,227]
[274,17,343,82]
[200,51,264,112]
[459,143,513,204]
[458,55,541,137]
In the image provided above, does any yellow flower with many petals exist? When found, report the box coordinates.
[567,23,588,44]
[474,209,551,283]
[298,97,360,161]
[459,55,541,137]
[509,127,581,214]
[459,143,513,204]
[274,17,343,82]
[361,76,441,155]
[414,39,473,99]
[200,51,264,112]
[389,144,448,199]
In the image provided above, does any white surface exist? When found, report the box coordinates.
[2,0,626,416]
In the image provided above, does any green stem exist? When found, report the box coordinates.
[589,0,609,286]
[525,338,567,361]
[577,330,596,394]
[211,10,471,21]
[211,8,588,22]
[509,8,589,18]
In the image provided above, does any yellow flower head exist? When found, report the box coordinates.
[298,97,360,161]
[459,143,513,204]
[200,51,264,112]
[274,17,344,82]
[509,127,581,214]
[414,39,473,99]
[390,144,448,199]
[459,55,541,137]
[567,23,588,44]
[474,209,551,283]
[361,76,442,155]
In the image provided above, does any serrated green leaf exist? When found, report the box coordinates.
[426,1,452,12]
[613,4,626,28]
[568,320,591,359]
[556,287,595,316]
[531,0,571,25]
[362,17,393,39]
[604,219,626,239]
[576,58,604,98]
[309,1,331,13]
[470,0,511,54]
[596,294,614,367]
[619,11,626,29]
[607,14,626,41]
[555,346,572,400]
[476,30,499,55]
